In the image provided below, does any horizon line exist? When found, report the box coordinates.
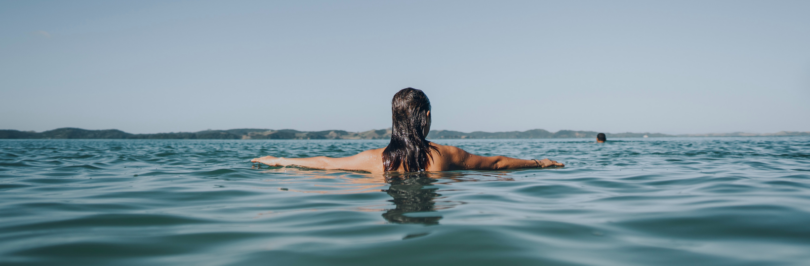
[2,127,809,137]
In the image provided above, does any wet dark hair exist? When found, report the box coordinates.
[597,133,607,142]
[382,88,439,172]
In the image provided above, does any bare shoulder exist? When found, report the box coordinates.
[431,143,467,157]
[342,148,385,173]
[427,143,469,171]
[351,148,385,164]
[358,148,385,159]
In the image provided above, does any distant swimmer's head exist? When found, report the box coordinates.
[596,133,606,143]
[384,88,436,172]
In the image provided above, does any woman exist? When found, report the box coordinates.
[251,88,564,174]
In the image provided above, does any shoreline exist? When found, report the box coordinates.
[1,127,808,140]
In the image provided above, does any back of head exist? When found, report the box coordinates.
[383,88,436,172]
[597,133,607,142]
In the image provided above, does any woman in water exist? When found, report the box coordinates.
[251,88,564,174]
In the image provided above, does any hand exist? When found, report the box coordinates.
[251,156,282,166]
[537,158,564,168]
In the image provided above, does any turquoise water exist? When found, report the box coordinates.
[1,137,809,265]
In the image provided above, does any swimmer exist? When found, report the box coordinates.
[596,133,606,143]
[252,88,564,174]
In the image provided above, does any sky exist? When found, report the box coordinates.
[1,0,808,134]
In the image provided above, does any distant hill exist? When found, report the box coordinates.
[0,128,392,140]
[676,131,810,137]
[427,129,673,139]
[0,128,807,140]
[0,128,133,139]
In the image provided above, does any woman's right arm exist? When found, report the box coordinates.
[251,149,383,173]
[444,146,563,170]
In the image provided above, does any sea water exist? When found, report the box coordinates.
[1,137,809,265]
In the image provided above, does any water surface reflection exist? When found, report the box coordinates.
[382,174,442,225]
[256,167,517,225]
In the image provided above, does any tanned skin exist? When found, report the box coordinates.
[252,110,564,174]
[252,145,564,174]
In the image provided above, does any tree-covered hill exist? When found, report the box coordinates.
[1,128,807,140]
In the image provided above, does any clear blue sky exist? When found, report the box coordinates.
[1,0,808,134]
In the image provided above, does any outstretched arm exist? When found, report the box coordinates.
[251,149,382,173]
[444,146,563,170]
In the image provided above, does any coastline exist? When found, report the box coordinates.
[1,127,808,140]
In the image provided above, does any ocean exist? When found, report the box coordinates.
[1,137,809,265]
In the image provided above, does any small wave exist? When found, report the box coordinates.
[5,213,211,232]
[0,183,27,191]
[694,183,757,194]
[614,204,810,242]
[54,164,103,171]
[0,161,28,167]
[191,168,240,177]
[514,184,592,198]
